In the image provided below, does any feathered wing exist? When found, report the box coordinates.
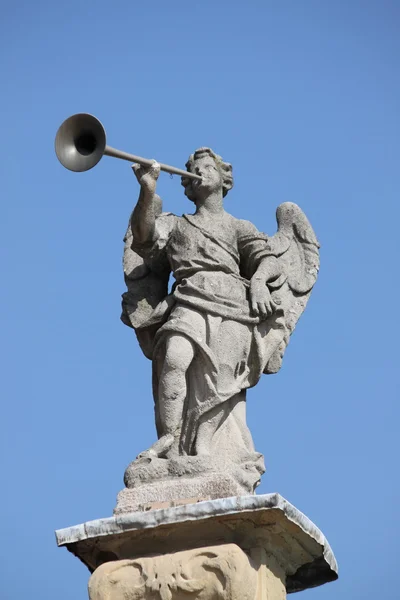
[264,202,320,374]
[121,224,170,360]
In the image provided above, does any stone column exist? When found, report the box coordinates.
[88,544,286,600]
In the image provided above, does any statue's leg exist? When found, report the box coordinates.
[157,333,195,444]
[194,318,257,460]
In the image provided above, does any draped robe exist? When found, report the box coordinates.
[130,211,287,476]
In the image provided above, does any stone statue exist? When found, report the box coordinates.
[55,122,338,599]
[119,147,319,507]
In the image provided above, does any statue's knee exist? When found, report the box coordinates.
[165,335,193,371]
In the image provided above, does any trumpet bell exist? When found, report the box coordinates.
[55,113,106,172]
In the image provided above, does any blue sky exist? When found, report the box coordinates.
[1,1,399,598]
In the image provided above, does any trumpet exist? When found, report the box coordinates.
[55,113,201,181]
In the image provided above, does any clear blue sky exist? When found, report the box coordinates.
[1,1,399,598]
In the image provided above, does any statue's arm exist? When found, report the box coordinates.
[249,257,281,318]
[251,256,280,285]
[130,161,161,244]
[237,219,281,320]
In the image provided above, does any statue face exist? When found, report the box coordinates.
[191,155,223,199]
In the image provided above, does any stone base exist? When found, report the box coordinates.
[56,494,338,595]
[115,472,248,514]
[116,453,265,515]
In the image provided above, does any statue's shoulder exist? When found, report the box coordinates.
[157,211,179,222]
[234,216,264,239]
[155,211,180,236]
[219,212,252,232]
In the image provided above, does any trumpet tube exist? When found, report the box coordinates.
[103,145,201,180]
[55,113,201,181]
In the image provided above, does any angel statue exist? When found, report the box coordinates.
[120,147,319,500]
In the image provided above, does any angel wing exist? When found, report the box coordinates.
[264,202,320,374]
[121,224,170,359]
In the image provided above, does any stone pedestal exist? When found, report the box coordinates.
[56,494,338,599]
[116,454,265,513]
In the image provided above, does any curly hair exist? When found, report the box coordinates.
[181,147,233,202]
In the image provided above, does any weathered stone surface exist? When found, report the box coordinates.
[116,473,241,514]
[119,149,320,496]
[56,494,337,594]
[88,544,261,600]
[116,454,265,513]
[55,129,334,600]
[251,548,286,600]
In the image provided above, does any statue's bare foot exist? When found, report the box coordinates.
[137,434,174,459]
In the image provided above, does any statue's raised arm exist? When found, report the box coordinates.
[130,161,161,244]
[121,161,176,358]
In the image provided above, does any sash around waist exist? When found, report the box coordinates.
[173,270,255,322]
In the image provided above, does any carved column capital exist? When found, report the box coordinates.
[88,544,285,600]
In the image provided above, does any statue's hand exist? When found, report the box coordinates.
[250,280,276,319]
[132,160,160,196]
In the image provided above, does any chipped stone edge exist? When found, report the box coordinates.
[55,493,338,576]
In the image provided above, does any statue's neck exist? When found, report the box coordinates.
[195,192,224,216]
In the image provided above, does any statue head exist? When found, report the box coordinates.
[181,147,233,203]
